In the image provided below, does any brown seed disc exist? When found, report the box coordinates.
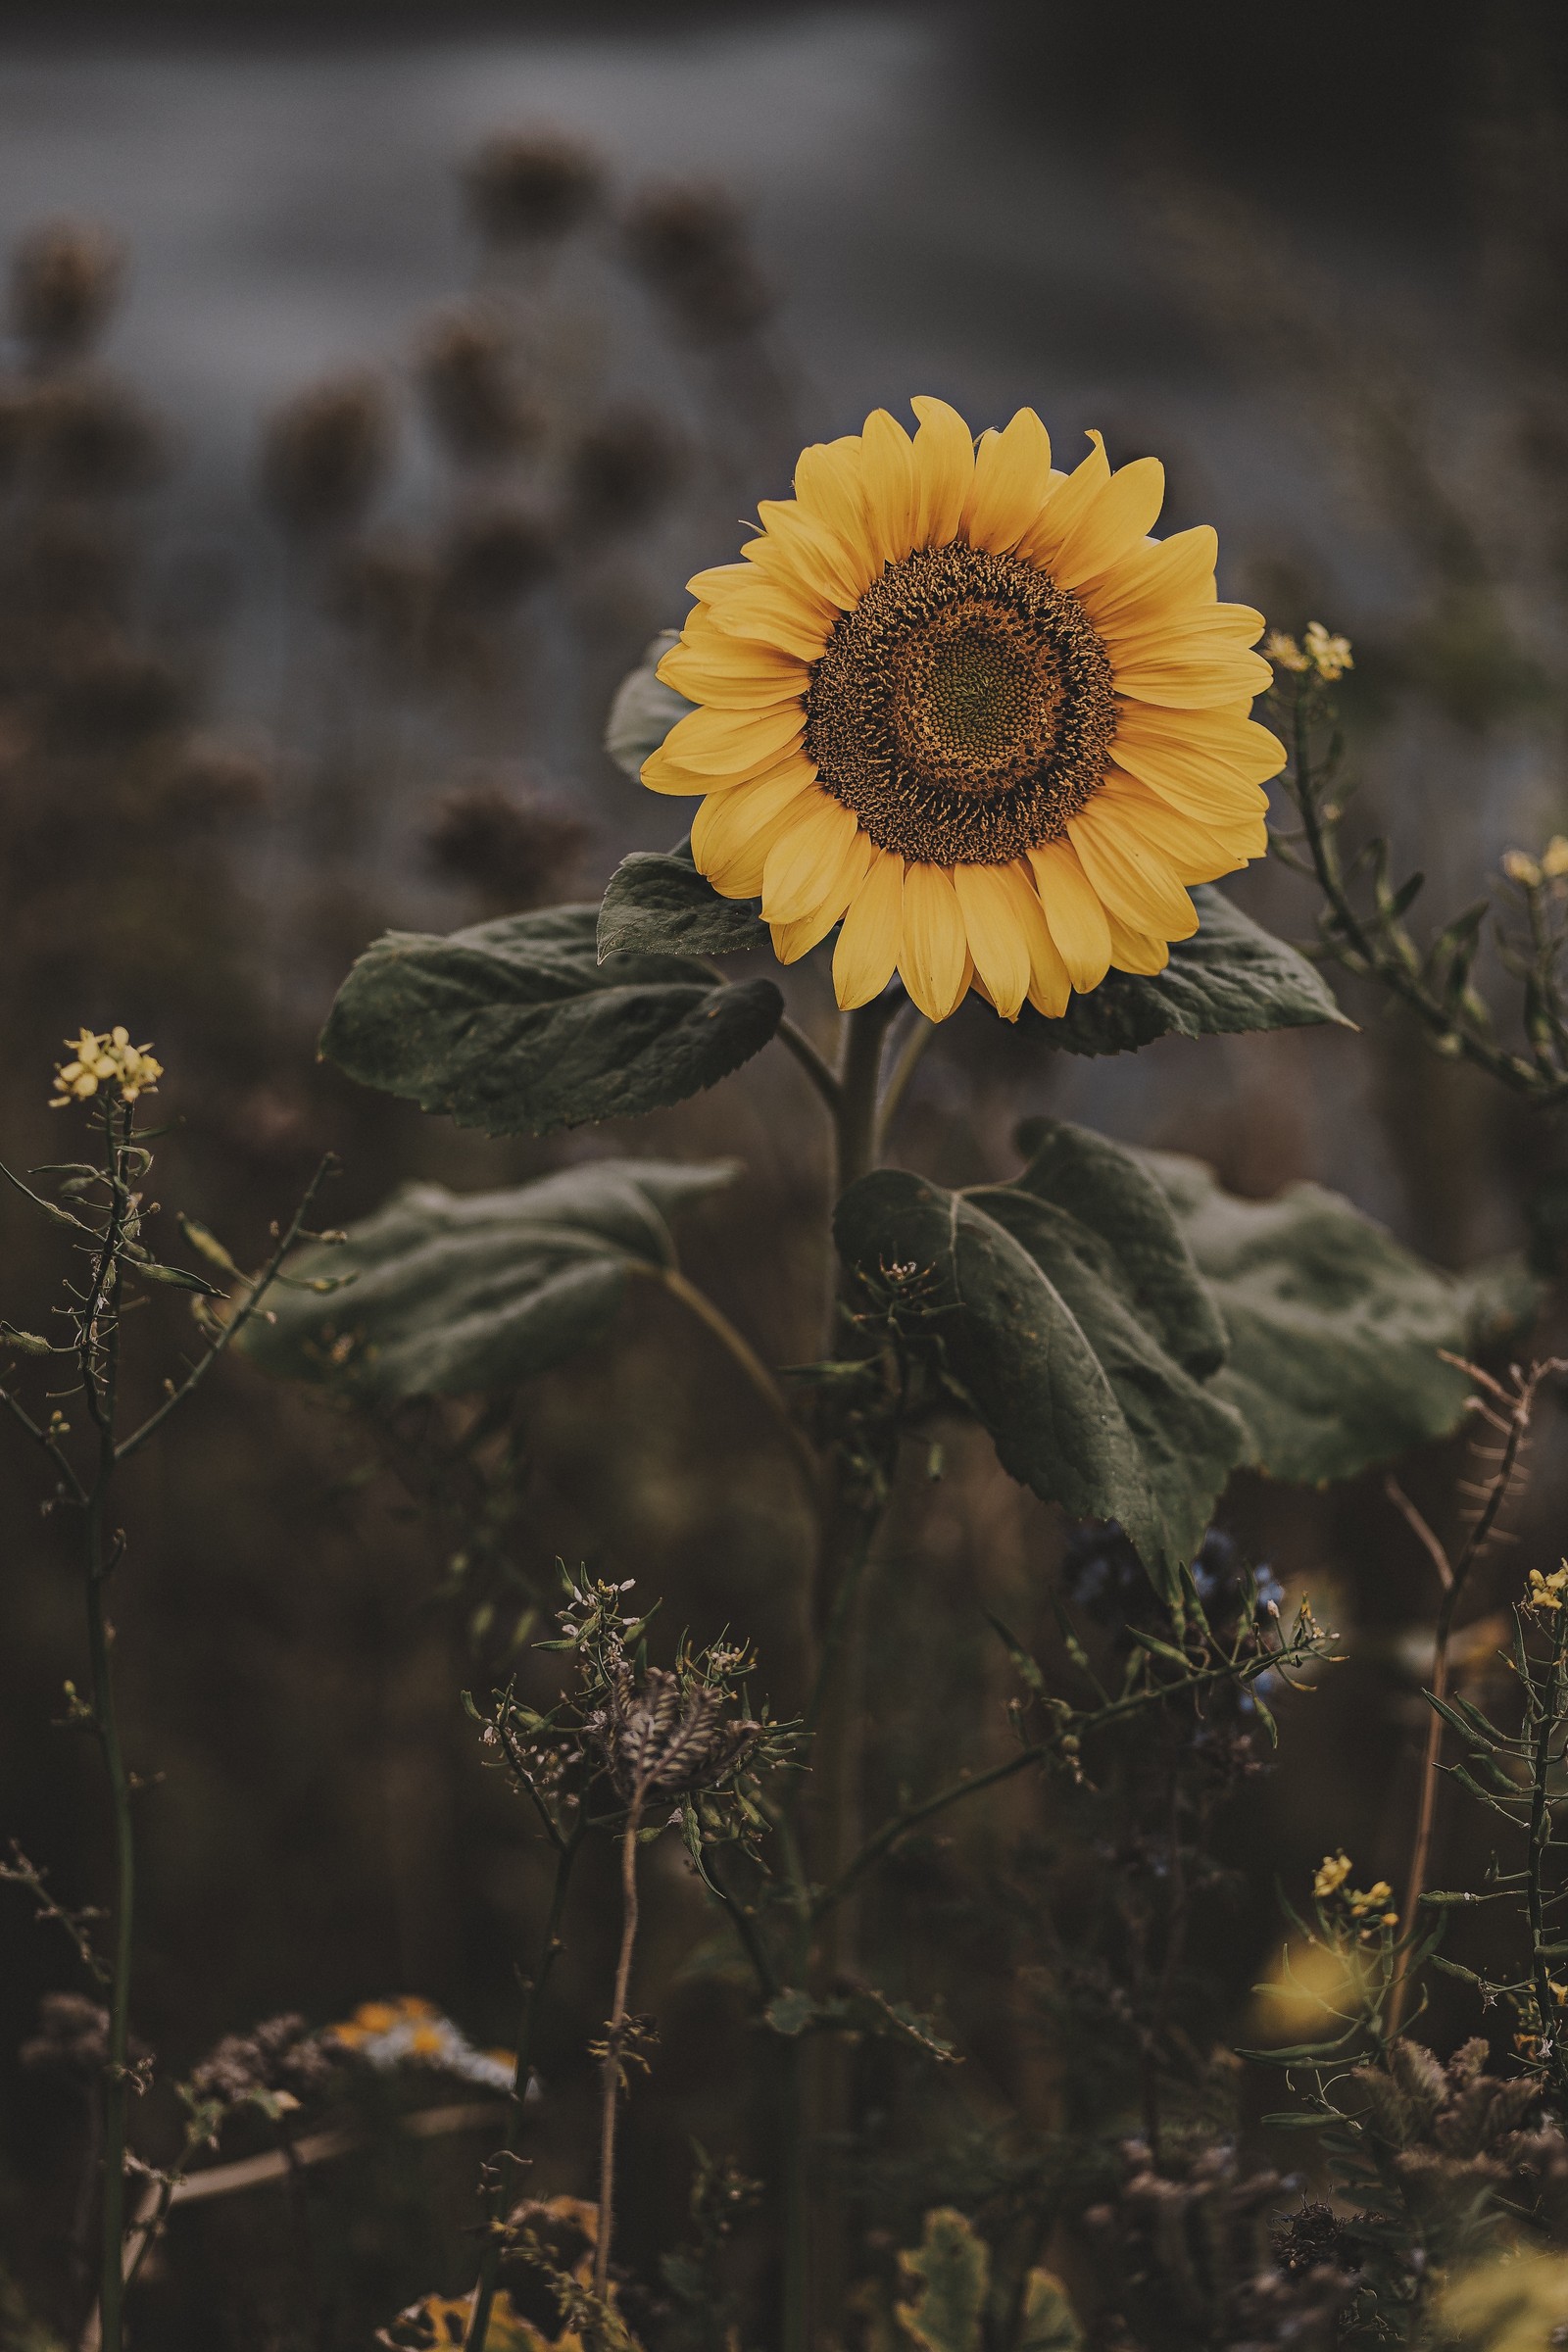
[804,542,1117,864]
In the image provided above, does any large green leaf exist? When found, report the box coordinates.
[896,2210,988,2352]
[1139,1149,1535,1484]
[321,904,783,1137]
[597,844,767,961]
[835,1122,1249,1586]
[604,630,691,779]
[239,1158,736,1399]
[1042,886,1350,1055]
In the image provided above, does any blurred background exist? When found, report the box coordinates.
[3,0,1568,2340]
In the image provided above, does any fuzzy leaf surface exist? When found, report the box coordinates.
[597,845,766,961]
[1142,1150,1533,1483]
[1041,886,1350,1055]
[834,1123,1249,1589]
[239,1158,736,1400]
[604,630,692,778]
[321,904,782,1136]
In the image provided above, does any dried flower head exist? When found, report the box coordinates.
[24,378,163,498]
[590,1662,761,1802]
[11,220,122,362]
[622,183,772,340]
[188,2013,339,2112]
[567,405,684,536]
[424,781,588,909]
[437,503,553,617]
[261,375,392,538]
[418,308,541,467]
[51,1026,163,1109]
[464,132,603,245]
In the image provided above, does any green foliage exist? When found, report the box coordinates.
[895,2208,989,2352]
[604,630,692,780]
[239,1159,736,1399]
[1140,1148,1532,1484]
[1038,884,1350,1055]
[319,904,783,1136]
[597,844,767,960]
[1017,2270,1084,2352]
[835,1125,1250,1587]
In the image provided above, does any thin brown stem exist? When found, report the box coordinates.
[647,1264,819,1507]
[774,1016,842,1119]
[593,1791,646,2303]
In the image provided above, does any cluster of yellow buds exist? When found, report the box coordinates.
[50,1026,163,1110]
[1501,838,1568,891]
[1312,1850,1397,1933]
[1527,1563,1568,1614]
[1265,620,1354,683]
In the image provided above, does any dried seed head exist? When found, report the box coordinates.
[20,1990,149,2081]
[11,220,123,362]
[436,503,553,616]
[464,132,603,246]
[424,780,588,910]
[24,378,164,498]
[261,375,392,538]
[593,1664,760,1800]
[622,183,772,341]
[567,404,684,536]
[418,308,541,466]
[189,2012,338,2107]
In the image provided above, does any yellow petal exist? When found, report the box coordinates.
[793,437,876,581]
[1110,750,1269,829]
[707,582,836,663]
[1077,526,1219,635]
[686,562,753,605]
[953,862,1034,1020]
[746,498,871,609]
[1104,909,1170,975]
[1023,905,1072,1018]
[1068,795,1198,939]
[858,407,917,567]
[691,766,819,896]
[899,861,970,1020]
[833,849,906,1008]
[909,396,974,551]
[760,789,868,925]
[642,700,805,789]
[1096,774,1261,881]
[661,617,810,710]
[1112,647,1274,707]
[1048,456,1166,591]
[1106,603,1265,662]
[1112,701,1287,788]
[1017,432,1111,570]
[1027,836,1113,993]
[961,407,1053,556]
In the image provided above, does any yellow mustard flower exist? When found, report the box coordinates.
[1504,849,1544,889]
[50,1025,163,1111]
[1265,630,1310,673]
[1543,835,1568,879]
[1313,1850,1353,1900]
[1528,1565,1568,1614]
[642,398,1283,1022]
[1301,620,1353,681]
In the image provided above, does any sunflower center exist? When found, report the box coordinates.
[805,543,1116,865]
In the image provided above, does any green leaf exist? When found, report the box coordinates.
[835,1124,1249,1590]
[1041,886,1351,1056]
[604,630,692,779]
[1018,2271,1083,2352]
[896,2210,988,2352]
[131,1259,225,1298]
[597,845,766,961]
[320,904,783,1138]
[1141,1150,1535,1484]
[238,1157,737,1400]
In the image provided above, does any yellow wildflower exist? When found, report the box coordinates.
[1503,849,1544,889]
[1543,835,1568,879]
[50,1025,163,1111]
[1528,1565,1568,1614]
[1302,620,1353,681]
[1265,630,1310,674]
[1313,1850,1353,1900]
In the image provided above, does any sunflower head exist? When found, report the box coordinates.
[642,397,1284,1022]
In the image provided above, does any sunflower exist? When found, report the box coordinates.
[641,398,1284,1023]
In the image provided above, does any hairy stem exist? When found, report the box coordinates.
[594,1793,646,2304]
[775,1016,842,1118]
[1527,1610,1567,2097]
[466,1822,583,2352]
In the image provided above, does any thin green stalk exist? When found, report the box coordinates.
[83,1104,132,2352]
[466,1822,583,2352]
